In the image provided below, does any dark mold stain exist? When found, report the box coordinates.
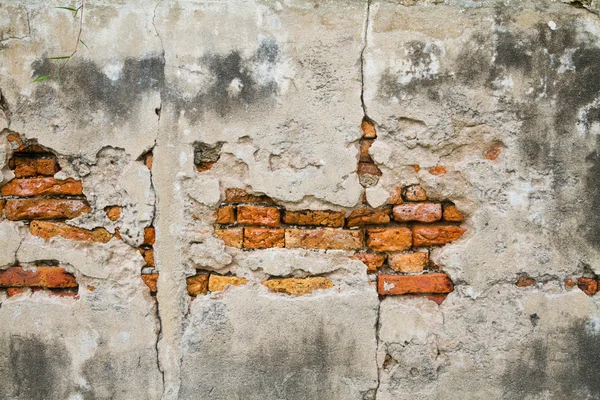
[501,318,600,399]
[31,55,165,124]
[583,142,600,247]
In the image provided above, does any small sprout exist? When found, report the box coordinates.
[79,39,88,50]
[32,74,51,83]
[47,56,71,60]
[55,6,79,16]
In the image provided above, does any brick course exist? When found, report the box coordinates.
[5,199,91,220]
[377,273,453,295]
[286,228,363,250]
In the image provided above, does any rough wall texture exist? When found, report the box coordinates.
[1,0,600,399]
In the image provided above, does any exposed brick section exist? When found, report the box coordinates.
[388,188,403,205]
[30,221,112,243]
[208,275,248,292]
[283,210,344,227]
[389,252,429,273]
[285,228,363,250]
[215,228,243,248]
[577,277,598,296]
[7,134,47,153]
[105,206,122,221]
[347,208,390,227]
[5,199,91,221]
[377,273,454,295]
[485,144,502,160]
[0,266,77,289]
[361,118,377,138]
[565,278,576,289]
[216,205,235,224]
[1,177,83,197]
[244,228,285,248]
[143,227,156,246]
[187,275,209,296]
[144,152,153,170]
[516,275,535,287]
[7,288,25,297]
[237,205,281,227]
[413,225,466,246]
[13,157,59,178]
[429,166,447,175]
[359,139,374,163]
[141,274,158,292]
[443,204,464,222]
[224,188,273,204]
[404,185,427,201]
[139,249,155,267]
[262,277,334,296]
[393,203,442,223]
[367,228,412,252]
[357,162,382,176]
[413,164,420,173]
[351,253,385,272]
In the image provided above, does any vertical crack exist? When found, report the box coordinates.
[360,0,372,118]
[373,299,382,399]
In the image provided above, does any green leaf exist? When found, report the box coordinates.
[47,56,71,60]
[32,74,51,83]
[55,6,77,12]
[80,39,89,50]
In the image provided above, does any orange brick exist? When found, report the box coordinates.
[5,199,90,220]
[443,204,464,222]
[144,152,153,170]
[215,228,243,248]
[215,205,235,224]
[262,277,334,296]
[12,157,59,178]
[361,118,377,139]
[347,208,390,227]
[485,144,502,160]
[516,275,535,287]
[1,177,83,197]
[237,205,280,227]
[30,221,112,243]
[285,228,363,250]
[139,249,155,267]
[565,278,576,289]
[367,228,412,251]
[387,188,403,205]
[224,188,273,204]
[187,275,209,296]
[351,253,385,272]
[7,287,25,297]
[105,206,122,221]
[357,162,382,176]
[429,166,447,175]
[389,252,429,273]
[6,134,46,153]
[577,277,598,296]
[427,294,448,305]
[413,164,420,173]
[413,225,466,246]
[243,228,285,248]
[144,227,156,246]
[404,185,427,201]
[359,139,374,163]
[0,266,77,288]
[141,274,158,292]
[283,210,344,227]
[208,275,248,292]
[377,273,453,295]
[393,203,442,223]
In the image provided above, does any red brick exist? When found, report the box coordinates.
[393,203,442,223]
[359,140,374,163]
[12,157,59,178]
[187,275,209,296]
[361,119,377,139]
[285,228,363,250]
[367,228,412,251]
[516,275,535,287]
[143,227,156,246]
[139,249,155,267]
[30,221,112,243]
[351,253,385,272]
[237,205,281,227]
[283,210,344,227]
[346,208,390,227]
[215,228,243,248]
[5,199,90,220]
[429,166,447,175]
[357,162,382,176]
[0,266,77,288]
[577,277,598,296]
[413,225,466,246]
[388,252,429,273]
[443,204,464,222]
[243,228,285,248]
[377,273,454,295]
[427,294,448,305]
[485,144,502,160]
[216,205,235,224]
[105,206,122,221]
[413,164,420,173]
[404,185,427,201]
[7,287,25,297]
[1,177,83,197]
[141,274,158,292]
[224,188,273,204]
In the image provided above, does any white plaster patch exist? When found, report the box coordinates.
[103,61,123,81]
